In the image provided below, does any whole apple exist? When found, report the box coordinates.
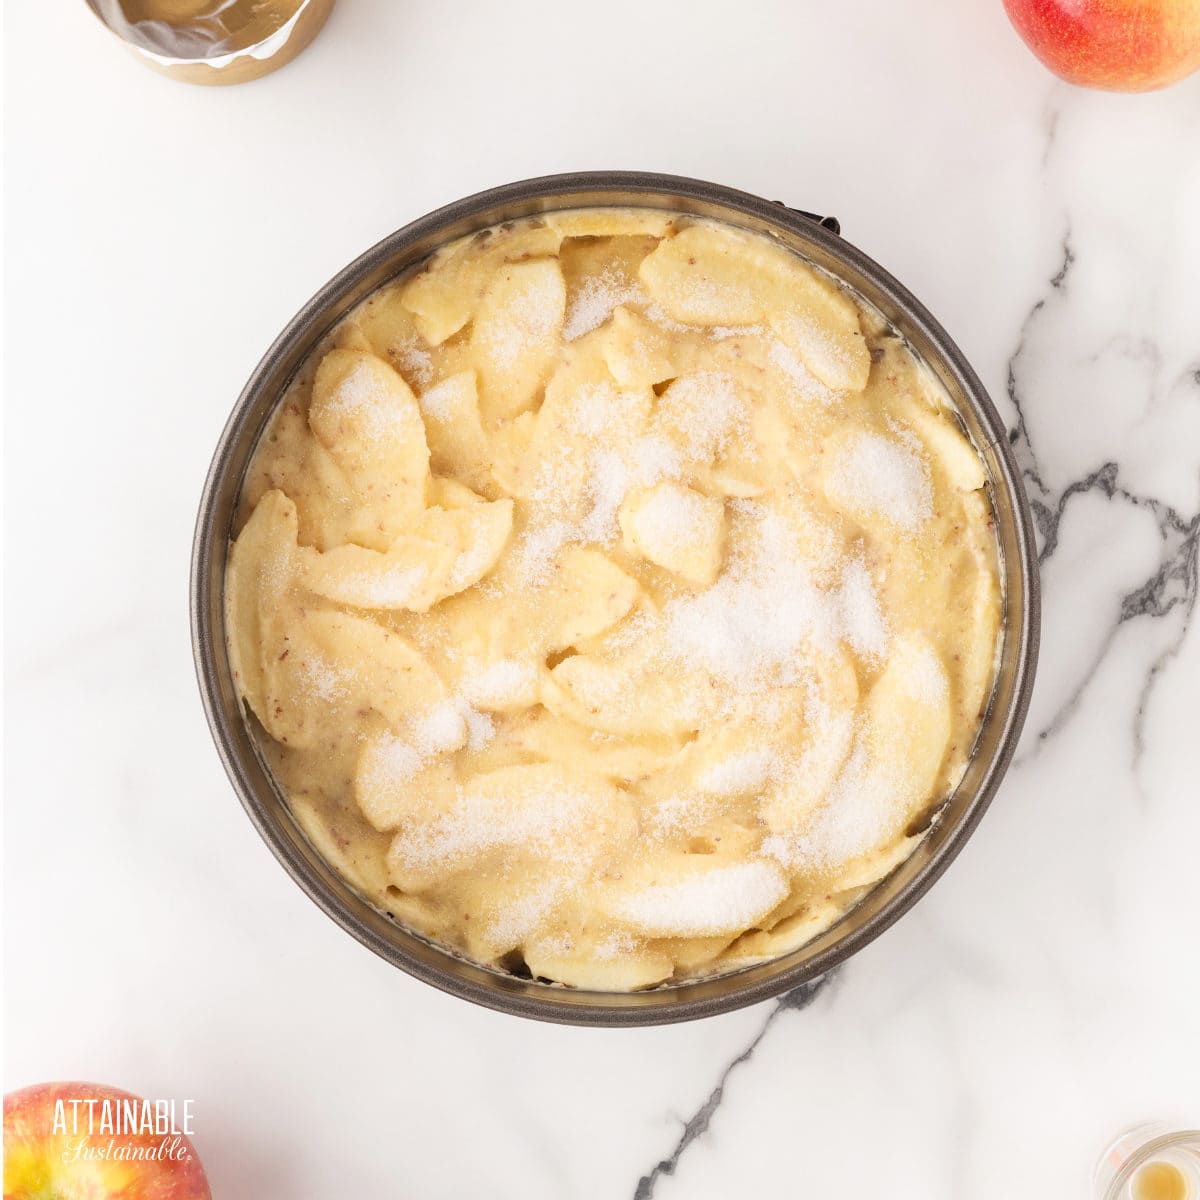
[1003,0,1200,90]
[4,1082,211,1200]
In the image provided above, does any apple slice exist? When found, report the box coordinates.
[545,208,679,238]
[488,410,538,498]
[470,258,567,424]
[721,897,846,965]
[260,608,444,748]
[545,546,640,649]
[417,370,492,493]
[309,349,430,544]
[638,224,764,325]
[821,430,933,535]
[301,498,513,612]
[400,221,562,345]
[766,273,870,393]
[225,488,298,721]
[601,305,680,388]
[523,938,675,990]
[434,497,515,593]
[863,633,953,810]
[542,653,710,737]
[355,730,459,832]
[301,534,457,612]
[619,481,726,586]
[901,404,987,492]
[598,856,789,939]
[758,653,859,839]
[640,222,869,388]
[386,762,635,891]
[506,708,682,783]
[347,287,437,389]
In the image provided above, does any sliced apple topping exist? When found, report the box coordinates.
[385,762,636,893]
[640,220,870,390]
[638,223,764,325]
[309,349,430,546]
[619,481,726,586]
[598,857,789,939]
[301,496,512,611]
[542,652,711,738]
[470,258,567,424]
[601,305,679,388]
[400,221,562,346]
[416,370,492,493]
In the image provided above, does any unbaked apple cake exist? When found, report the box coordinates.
[226,208,1001,989]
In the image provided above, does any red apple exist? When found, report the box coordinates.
[1003,0,1200,90]
[4,1082,211,1200]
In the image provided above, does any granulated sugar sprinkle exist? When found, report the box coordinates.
[901,639,949,705]
[836,558,889,661]
[577,449,632,543]
[393,337,435,388]
[479,270,562,368]
[324,359,416,443]
[827,432,933,531]
[515,519,575,585]
[338,563,429,608]
[593,930,639,960]
[646,793,720,836]
[464,658,537,708]
[413,700,468,756]
[358,733,424,791]
[767,732,900,870]
[518,432,679,585]
[630,434,683,483]
[609,861,788,937]
[417,377,460,422]
[662,506,836,685]
[484,880,564,949]
[609,500,893,709]
[358,693,496,800]
[775,311,859,379]
[563,268,644,341]
[628,484,709,555]
[567,382,645,439]
[395,779,593,872]
[657,372,750,461]
[447,529,501,591]
[710,324,764,340]
[297,656,350,702]
[768,338,835,405]
[696,748,776,795]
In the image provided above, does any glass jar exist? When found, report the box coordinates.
[85,0,335,85]
[1096,1126,1200,1200]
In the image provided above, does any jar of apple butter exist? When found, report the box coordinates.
[85,0,334,85]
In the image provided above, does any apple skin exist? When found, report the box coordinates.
[4,1082,211,1200]
[1003,0,1200,90]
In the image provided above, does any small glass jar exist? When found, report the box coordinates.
[1095,1126,1200,1200]
[85,0,335,86]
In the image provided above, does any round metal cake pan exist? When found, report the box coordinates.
[191,171,1040,1026]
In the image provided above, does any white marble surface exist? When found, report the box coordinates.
[5,2,1199,1196]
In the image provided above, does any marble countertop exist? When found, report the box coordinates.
[5,2,1198,1196]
